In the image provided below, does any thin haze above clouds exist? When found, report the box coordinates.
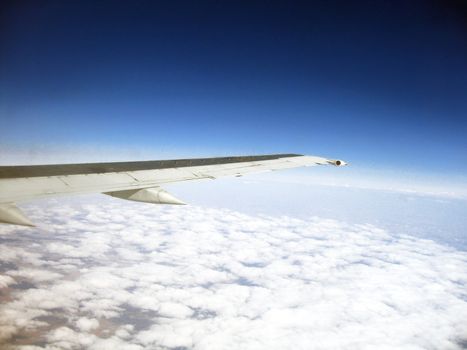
[0,199,466,349]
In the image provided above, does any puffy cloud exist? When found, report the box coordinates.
[0,199,466,349]
[75,318,99,333]
[0,275,15,288]
[6,269,62,283]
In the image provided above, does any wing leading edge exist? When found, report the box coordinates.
[0,153,347,226]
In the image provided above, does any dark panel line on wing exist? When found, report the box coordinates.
[0,154,302,179]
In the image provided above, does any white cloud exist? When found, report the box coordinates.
[0,275,15,288]
[75,318,99,332]
[6,269,63,283]
[0,199,466,349]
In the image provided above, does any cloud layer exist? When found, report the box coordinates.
[0,199,466,349]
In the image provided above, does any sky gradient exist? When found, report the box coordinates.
[1,0,467,180]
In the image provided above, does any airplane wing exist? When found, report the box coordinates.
[0,153,347,226]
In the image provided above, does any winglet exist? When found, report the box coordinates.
[0,203,35,227]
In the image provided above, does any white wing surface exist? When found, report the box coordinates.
[0,154,347,226]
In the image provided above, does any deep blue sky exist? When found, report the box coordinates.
[1,0,467,176]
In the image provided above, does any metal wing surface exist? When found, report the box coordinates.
[0,153,347,226]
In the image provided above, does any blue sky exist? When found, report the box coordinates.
[1,1,467,180]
